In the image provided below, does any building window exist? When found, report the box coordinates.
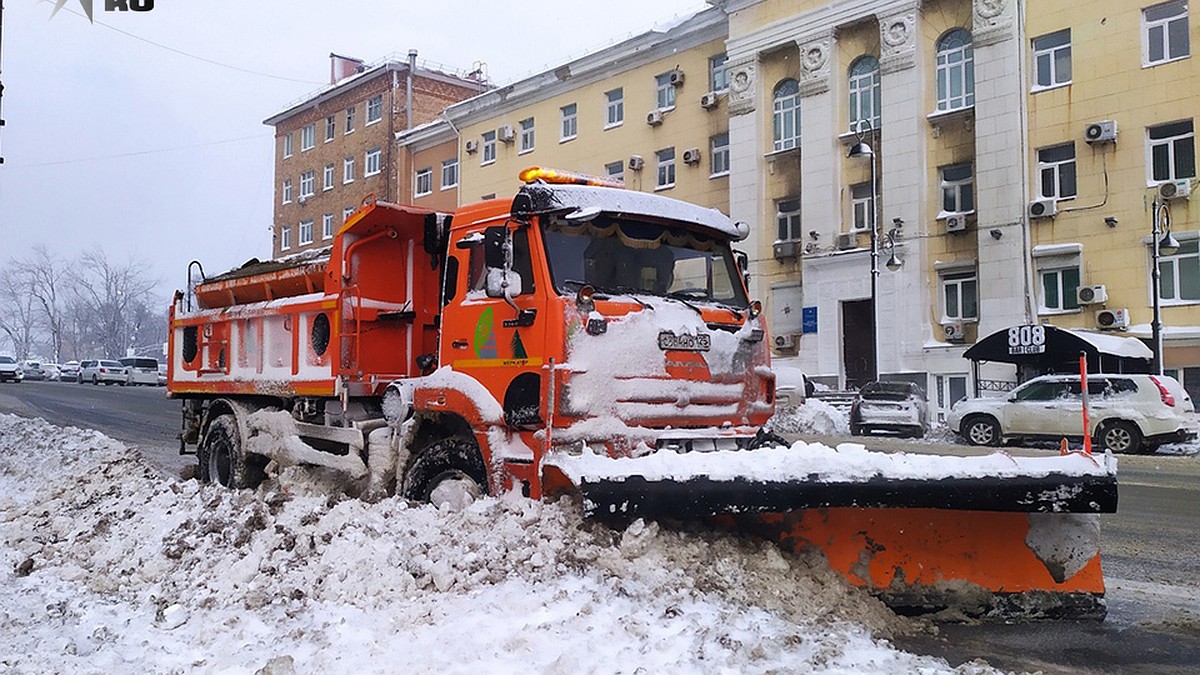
[366,94,383,125]
[519,117,535,154]
[442,158,458,189]
[343,206,355,222]
[415,167,433,197]
[482,131,496,164]
[710,133,730,176]
[560,104,577,141]
[345,106,356,134]
[851,182,875,231]
[848,56,881,131]
[282,133,293,158]
[655,73,675,110]
[324,163,335,191]
[1038,143,1077,199]
[936,29,975,112]
[1158,239,1200,303]
[1032,29,1072,89]
[280,225,292,251]
[344,157,355,183]
[301,124,315,151]
[776,198,801,242]
[1148,119,1196,183]
[300,170,315,199]
[322,213,334,239]
[605,88,624,128]
[299,219,314,245]
[282,179,293,204]
[655,147,675,189]
[941,163,975,214]
[325,116,335,142]
[605,160,624,182]
[1040,266,1081,312]
[710,53,729,92]
[772,79,801,151]
[365,147,382,176]
[942,270,978,321]
[1144,1,1190,66]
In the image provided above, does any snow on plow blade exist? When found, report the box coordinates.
[545,442,1117,620]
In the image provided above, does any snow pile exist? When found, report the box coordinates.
[768,397,850,435]
[0,414,993,674]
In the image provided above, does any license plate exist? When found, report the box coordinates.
[658,331,711,352]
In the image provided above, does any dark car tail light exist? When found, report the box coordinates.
[1149,375,1176,407]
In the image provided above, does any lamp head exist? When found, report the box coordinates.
[885,253,902,271]
[847,141,873,159]
[1159,231,1181,256]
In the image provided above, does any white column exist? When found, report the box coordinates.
[725,57,765,298]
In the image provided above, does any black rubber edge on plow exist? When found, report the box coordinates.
[580,473,1118,520]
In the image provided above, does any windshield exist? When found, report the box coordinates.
[540,214,748,307]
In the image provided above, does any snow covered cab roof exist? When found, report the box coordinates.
[511,184,749,241]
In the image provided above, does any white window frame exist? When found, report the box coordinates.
[848,56,881,131]
[850,182,875,232]
[299,219,314,246]
[1147,119,1196,184]
[482,131,497,165]
[301,124,315,152]
[772,79,801,152]
[280,225,292,251]
[605,160,624,183]
[710,53,729,92]
[366,94,383,125]
[345,106,356,134]
[935,29,975,112]
[1038,266,1082,313]
[1143,1,1190,66]
[322,213,334,240]
[323,163,335,191]
[1037,143,1077,200]
[343,157,355,184]
[325,116,335,142]
[605,88,624,128]
[415,167,433,197]
[1032,29,1072,90]
[441,158,458,189]
[940,163,975,216]
[519,117,535,154]
[282,133,294,158]
[560,104,577,142]
[655,147,675,190]
[941,270,978,321]
[655,73,675,110]
[1157,238,1200,304]
[343,206,355,223]
[933,374,969,423]
[710,133,730,177]
[282,179,293,204]
[299,170,315,199]
[365,147,382,177]
[775,198,801,242]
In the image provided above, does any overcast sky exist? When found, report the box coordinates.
[0,0,708,296]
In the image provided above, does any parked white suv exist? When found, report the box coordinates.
[948,374,1192,454]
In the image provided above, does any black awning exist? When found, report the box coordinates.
[964,324,1153,374]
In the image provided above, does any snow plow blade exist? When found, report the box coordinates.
[544,443,1117,621]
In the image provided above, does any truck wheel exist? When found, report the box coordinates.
[1097,420,1142,454]
[402,437,488,509]
[963,415,1001,446]
[200,414,266,489]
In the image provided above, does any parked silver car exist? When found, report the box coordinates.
[78,359,128,385]
[849,381,929,438]
[119,357,160,386]
[0,356,23,383]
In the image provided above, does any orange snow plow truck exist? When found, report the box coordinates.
[169,167,1118,621]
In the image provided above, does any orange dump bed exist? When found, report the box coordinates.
[194,257,328,310]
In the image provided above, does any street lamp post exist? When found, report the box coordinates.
[1151,201,1180,375]
[848,120,881,384]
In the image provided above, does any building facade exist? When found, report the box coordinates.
[264,54,486,257]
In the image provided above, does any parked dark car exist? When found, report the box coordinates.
[849,381,929,438]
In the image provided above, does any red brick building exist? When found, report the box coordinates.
[264,53,487,257]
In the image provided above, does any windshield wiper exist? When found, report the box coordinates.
[562,280,652,309]
[664,291,705,317]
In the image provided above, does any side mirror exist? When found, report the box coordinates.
[486,268,523,299]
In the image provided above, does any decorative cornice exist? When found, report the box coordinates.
[726,0,920,62]
[798,33,833,98]
[878,6,918,74]
[973,0,1015,47]
[726,56,759,116]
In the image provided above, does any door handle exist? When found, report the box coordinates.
[451,339,469,350]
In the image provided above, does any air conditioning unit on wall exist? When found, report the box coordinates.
[774,333,797,350]
[773,240,799,260]
[1159,180,1192,201]
[1096,308,1129,330]
[700,92,719,110]
[497,124,515,143]
[628,155,645,171]
[682,148,701,164]
[669,69,685,87]
[943,321,966,342]
[1077,284,1108,304]
[464,139,479,154]
[1084,120,1117,144]
[944,214,968,233]
[1028,198,1057,219]
[646,109,664,126]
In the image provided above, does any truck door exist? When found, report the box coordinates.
[444,222,546,429]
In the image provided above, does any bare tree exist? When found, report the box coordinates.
[12,246,71,361]
[0,266,41,359]
[71,251,159,359]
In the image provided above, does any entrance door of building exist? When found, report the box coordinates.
[842,299,875,389]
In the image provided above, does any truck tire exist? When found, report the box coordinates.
[401,437,488,508]
[200,414,266,489]
[1096,420,1142,454]
[962,415,1001,446]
